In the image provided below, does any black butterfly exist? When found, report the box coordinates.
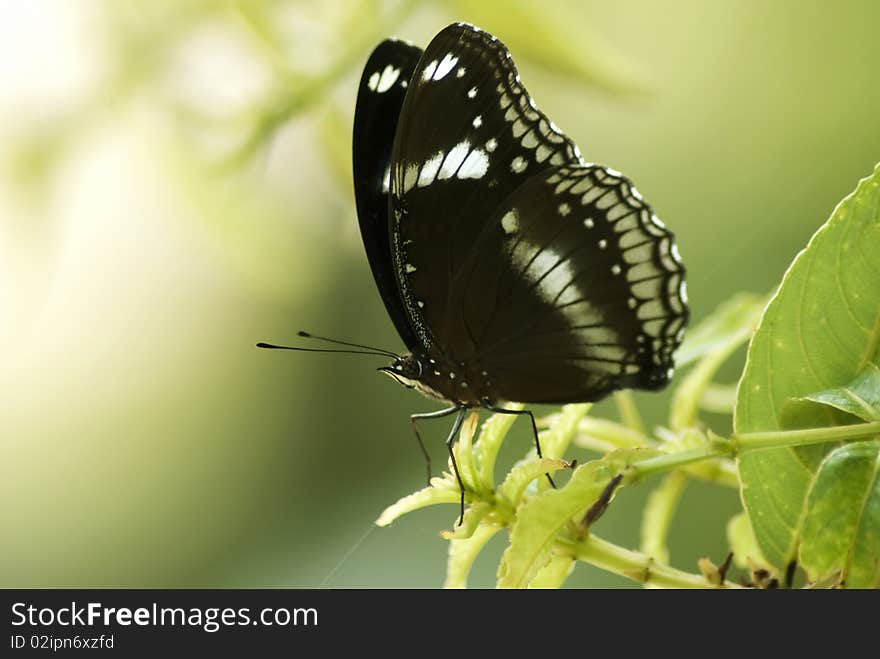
[263,23,688,520]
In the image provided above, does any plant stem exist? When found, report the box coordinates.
[614,390,645,434]
[632,444,723,480]
[632,421,880,481]
[732,421,880,451]
[566,534,743,589]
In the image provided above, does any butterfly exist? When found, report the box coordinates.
[263,23,688,521]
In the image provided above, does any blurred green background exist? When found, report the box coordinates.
[2,0,879,588]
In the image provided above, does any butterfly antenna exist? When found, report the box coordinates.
[256,342,392,358]
[295,330,400,358]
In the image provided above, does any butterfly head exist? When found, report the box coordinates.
[378,353,423,389]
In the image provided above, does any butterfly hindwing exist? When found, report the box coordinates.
[353,38,424,351]
[451,164,688,403]
[389,23,581,352]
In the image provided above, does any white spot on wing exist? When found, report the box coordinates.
[433,53,459,80]
[486,138,498,152]
[511,156,527,173]
[501,210,519,234]
[403,164,419,192]
[367,72,379,91]
[510,243,600,328]
[468,87,477,99]
[558,203,571,216]
[457,149,489,179]
[376,65,401,92]
[418,151,444,187]
[439,141,471,179]
[473,115,482,128]
[421,60,438,81]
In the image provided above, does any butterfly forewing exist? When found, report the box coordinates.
[353,38,424,351]
[449,164,688,403]
[389,23,582,352]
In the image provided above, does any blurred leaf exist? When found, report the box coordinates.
[735,163,880,577]
[799,441,880,587]
[497,448,658,588]
[726,512,767,570]
[670,294,765,430]
[231,0,420,164]
[496,458,570,509]
[5,122,75,201]
[613,390,645,434]
[699,383,738,415]
[797,363,880,422]
[570,416,647,452]
[540,403,592,460]
[444,522,502,589]
[527,553,575,589]
[640,472,686,565]
[444,0,649,94]
[675,293,765,369]
[476,403,523,490]
[317,105,354,198]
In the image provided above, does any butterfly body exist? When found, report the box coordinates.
[380,350,494,407]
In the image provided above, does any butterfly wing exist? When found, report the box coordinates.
[455,164,688,403]
[353,38,423,351]
[388,23,581,352]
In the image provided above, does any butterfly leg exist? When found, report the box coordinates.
[484,405,557,489]
[443,407,468,526]
[411,405,460,486]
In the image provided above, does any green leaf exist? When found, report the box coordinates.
[444,522,503,589]
[726,512,768,570]
[497,458,570,509]
[540,403,592,460]
[440,502,491,541]
[444,0,649,95]
[476,403,523,490]
[735,163,880,579]
[536,403,592,494]
[375,481,460,527]
[799,441,880,587]
[497,449,658,588]
[527,553,575,589]
[798,363,880,422]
